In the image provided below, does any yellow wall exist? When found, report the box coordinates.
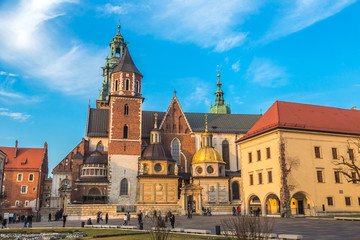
[139,177,178,204]
[238,129,360,216]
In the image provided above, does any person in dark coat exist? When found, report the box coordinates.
[105,213,109,224]
[170,214,175,229]
[48,213,52,222]
[28,215,33,228]
[62,214,67,227]
[1,218,7,229]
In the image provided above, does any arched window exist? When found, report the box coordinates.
[171,138,180,165]
[222,140,230,170]
[96,141,104,151]
[115,80,118,91]
[123,125,128,139]
[124,104,129,116]
[120,178,128,195]
[135,81,139,93]
[126,79,129,91]
[232,181,240,200]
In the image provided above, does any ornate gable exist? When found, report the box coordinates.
[159,92,192,134]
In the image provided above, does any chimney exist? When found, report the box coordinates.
[14,140,18,158]
[351,106,357,110]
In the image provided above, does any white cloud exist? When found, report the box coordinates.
[231,60,240,72]
[0,0,104,96]
[0,108,30,121]
[246,57,289,87]
[104,3,126,14]
[0,71,18,77]
[263,0,356,42]
[126,0,261,52]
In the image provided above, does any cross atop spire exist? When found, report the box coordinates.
[205,114,208,133]
[154,113,158,129]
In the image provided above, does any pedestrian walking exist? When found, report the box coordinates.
[145,210,149,218]
[170,214,175,229]
[237,206,241,216]
[62,214,67,227]
[123,214,127,225]
[48,213,52,222]
[13,214,16,224]
[1,219,7,229]
[23,216,28,228]
[28,215,33,228]
[137,211,142,225]
[105,213,109,224]
[96,212,100,224]
[232,207,236,216]
[127,212,131,225]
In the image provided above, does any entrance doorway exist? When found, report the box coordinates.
[297,200,304,214]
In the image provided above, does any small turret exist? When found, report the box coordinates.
[210,66,231,114]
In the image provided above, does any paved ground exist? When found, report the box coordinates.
[4,215,360,240]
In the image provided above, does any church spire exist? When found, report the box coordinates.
[210,65,231,114]
[99,25,127,101]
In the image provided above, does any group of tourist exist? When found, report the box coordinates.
[232,206,242,216]
[0,214,34,229]
[202,207,212,216]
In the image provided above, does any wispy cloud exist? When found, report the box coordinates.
[262,0,356,42]
[246,57,289,87]
[0,108,30,121]
[0,0,104,96]
[0,71,18,77]
[105,0,355,51]
[231,60,240,72]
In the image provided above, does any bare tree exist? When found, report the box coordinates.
[279,136,299,218]
[334,137,360,183]
[147,214,169,240]
[221,215,274,240]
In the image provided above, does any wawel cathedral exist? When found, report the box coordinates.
[50,26,260,216]
[49,26,360,218]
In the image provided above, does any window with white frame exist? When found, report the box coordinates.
[17,173,23,182]
[28,174,34,182]
[15,200,20,206]
[21,185,28,194]
[25,200,29,207]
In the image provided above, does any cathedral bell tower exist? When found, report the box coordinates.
[107,45,144,204]
[98,25,127,104]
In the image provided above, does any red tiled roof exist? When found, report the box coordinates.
[0,146,45,170]
[237,101,360,142]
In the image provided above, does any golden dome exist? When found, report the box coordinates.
[192,147,225,164]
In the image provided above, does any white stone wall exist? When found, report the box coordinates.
[108,154,139,204]
[49,173,71,208]
[194,132,244,171]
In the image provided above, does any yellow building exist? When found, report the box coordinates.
[138,114,179,205]
[237,101,360,216]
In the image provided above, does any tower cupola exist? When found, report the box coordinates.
[210,66,231,114]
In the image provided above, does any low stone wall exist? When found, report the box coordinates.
[62,202,234,220]
[203,203,237,215]
[39,207,59,221]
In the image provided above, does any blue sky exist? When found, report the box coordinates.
[0,0,359,173]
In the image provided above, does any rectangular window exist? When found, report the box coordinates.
[257,150,261,161]
[351,172,357,183]
[249,174,254,186]
[258,172,263,184]
[28,174,34,182]
[314,146,321,158]
[349,149,354,161]
[266,147,271,159]
[248,152,252,163]
[332,148,338,159]
[17,174,23,182]
[334,171,341,183]
[345,197,351,206]
[25,200,29,207]
[268,171,273,183]
[21,186,27,194]
[327,197,334,206]
[317,170,324,183]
